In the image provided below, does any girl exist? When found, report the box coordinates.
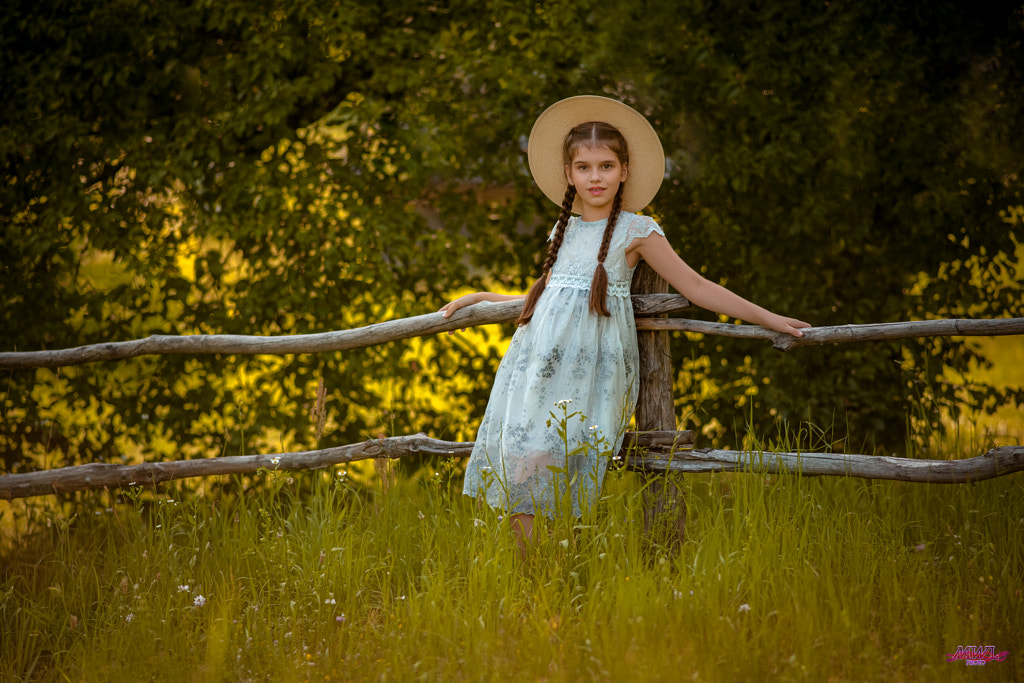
[440,96,809,553]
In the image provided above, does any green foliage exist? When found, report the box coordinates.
[603,0,1024,446]
[2,0,1023,470]
[2,0,588,469]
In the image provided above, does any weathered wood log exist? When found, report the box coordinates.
[631,446,1024,484]
[0,294,690,370]
[632,262,687,548]
[3,432,1020,499]
[635,317,1024,350]
[4,306,1019,371]
[0,430,695,500]
[632,267,677,433]
[629,293,692,317]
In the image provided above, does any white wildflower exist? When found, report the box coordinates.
[177,584,190,593]
[194,595,206,607]
[738,603,750,613]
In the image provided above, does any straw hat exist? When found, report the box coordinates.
[528,95,665,214]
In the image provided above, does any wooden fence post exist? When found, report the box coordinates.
[631,263,687,548]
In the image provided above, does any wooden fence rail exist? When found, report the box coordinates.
[0,295,687,370]
[1,297,1021,370]
[2,432,1020,500]
[645,317,1024,351]
[1,277,1021,500]
[5,433,694,500]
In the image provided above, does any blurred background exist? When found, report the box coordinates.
[2,0,1022,483]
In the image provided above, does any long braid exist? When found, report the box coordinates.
[517,185,577,325]
[588,183,625,316]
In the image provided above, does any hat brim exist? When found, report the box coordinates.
[528,96,665,214]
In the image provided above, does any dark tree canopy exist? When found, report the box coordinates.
[2,0,1022,474]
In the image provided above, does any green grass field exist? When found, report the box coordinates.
[3,337,1021,682]
[2,447,1021,682]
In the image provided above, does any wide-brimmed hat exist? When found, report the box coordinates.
[528,95,665,214]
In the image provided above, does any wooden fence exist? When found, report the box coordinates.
[1,265,1022,501]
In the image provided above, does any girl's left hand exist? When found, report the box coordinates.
[765,314,811,337]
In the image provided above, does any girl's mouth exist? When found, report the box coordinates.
[588,187,605,195]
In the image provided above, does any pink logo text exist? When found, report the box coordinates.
[946,646,1009,666]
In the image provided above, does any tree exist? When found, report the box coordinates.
[2,0,1022,476]
[0,0,607,473]
[593,0,1024,447]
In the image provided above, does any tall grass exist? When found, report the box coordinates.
[2,422,1021,683]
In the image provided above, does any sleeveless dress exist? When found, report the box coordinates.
[462,211,665,517]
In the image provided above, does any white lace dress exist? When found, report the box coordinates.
[462,211,665,516]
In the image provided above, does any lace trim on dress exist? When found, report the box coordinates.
[624,214,666,247]
[547,273,631,298]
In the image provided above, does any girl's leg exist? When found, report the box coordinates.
[509,513,535,559]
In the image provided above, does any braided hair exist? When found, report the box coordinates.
[588,182,624,316]
[516,184,577,325]
[517,121,629,325]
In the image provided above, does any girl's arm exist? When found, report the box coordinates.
[629,233,810,337]
[439,291,525,319]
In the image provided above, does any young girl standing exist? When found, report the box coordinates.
[440,96,809,552]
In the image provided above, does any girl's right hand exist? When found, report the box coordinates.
[439,292,525,334]
[439,292,481,319]
[439,292,482,335]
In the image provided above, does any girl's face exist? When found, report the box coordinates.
[564,145,628,221]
